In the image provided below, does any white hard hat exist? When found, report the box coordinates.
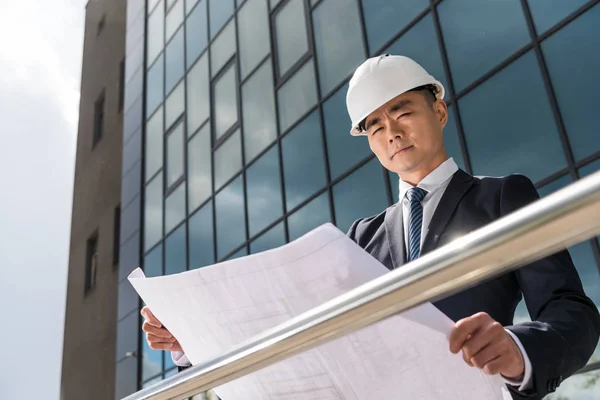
[346,54,445,136]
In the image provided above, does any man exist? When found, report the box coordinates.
[141,55,600,399]
[343,54,600,399]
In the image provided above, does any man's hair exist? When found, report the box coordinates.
[358,84,439,132]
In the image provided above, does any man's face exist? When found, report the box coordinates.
[364,90,448,176]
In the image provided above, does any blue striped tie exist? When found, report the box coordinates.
[406,187,428,262]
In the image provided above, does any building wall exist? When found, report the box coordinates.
[61,0,126,399]
[119,0,600,398]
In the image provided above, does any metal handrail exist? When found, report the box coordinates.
[124,170,600,400]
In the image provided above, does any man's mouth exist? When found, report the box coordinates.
[391,146,413,158]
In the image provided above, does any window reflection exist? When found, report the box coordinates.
[165,222,187,274]
[144,174,164,251]
[186,0,208,68]
[323,83,371,180]
[362,0,428,54]
[187,54,210,136]
[165,81,184,129]
[216,175,246,259]
[166,27,185,95]
[188,123,212,212]
[166,121,185,188]
[277,60,317,133]
[288,192,331,241]
[246,146,283,236]
[144,243,163,277]
[214,129,242,190]
[208,0,234,39]
[141,330,162,381]
[542,4,600,161]
[528,0,588,34]
[165,183,186,233]
[147,1,165,67]
[579,159,600,178]
[146,53,164,116]
[333,159,387,233]
[214,64,239,139]
[189,201,215,269]
[210,20,236,77]
[238,0,270,79]
[460,52,566,182]
[274,0,308,76]
[251,222,285,254]
[242,60,277,163]
[166,0,184,42]
[145,106,163,182]
[312,0,365,95]
[438,0,530,92]
[282,111,327,211]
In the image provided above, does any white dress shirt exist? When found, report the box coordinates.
[398,157,532,390]
[172,157,533,390]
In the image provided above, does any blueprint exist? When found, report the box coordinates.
[129,223,509,400]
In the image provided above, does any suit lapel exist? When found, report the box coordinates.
[421,169,475,255]
[384,203,405,270]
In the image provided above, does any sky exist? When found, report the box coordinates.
[0,0,85,399]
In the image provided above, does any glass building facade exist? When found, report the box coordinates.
[117,0,600,398]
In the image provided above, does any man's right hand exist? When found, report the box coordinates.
[141,306,183,353]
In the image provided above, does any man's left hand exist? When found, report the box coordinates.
[449,312,525,379]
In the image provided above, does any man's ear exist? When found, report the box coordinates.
[435,99,448,128]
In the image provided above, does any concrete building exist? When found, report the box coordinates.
[64,0,600,399]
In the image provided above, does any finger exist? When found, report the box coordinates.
[461,321,504,361]
[449,313,489,353]
[482,355,506,375]
[141,307,162,328]
[148,340,174,351]
[470,341,505,370]
[143,324,176,340]
[146,333,177,344]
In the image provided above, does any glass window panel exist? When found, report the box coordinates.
[116,312,138,363]
[166,0,184,42]
[144,243,163,277]
[282,111,327,211]
[187,54,210,135]
[274,0,308,76]
[144,173,164,251]
[209,0,234,39]
[238,0,270,79]
[167,0,176,9]
[323,83,371,180]
[147,1,164,67]
[384,13,449,98]
[166,27,185,95]
[225,247,248,261]
[141,330,162,381]
[438,0,530,92]
[185,0,199,14]
[166,121,185,187]
[288,192,331,241]
[312,0,366,96]
[460,52,566,182]
[270,0,282,9]
[215,175,246,259]
[165,183,186,233]
[580,159,600,178]
[548,369,600,397]
[189,201,215,269]
[277,60,317,133]
[165,223,187,274]
[242,60,277,162]
[164,366,177,377]
[165,80,185,129]
[333,159,388,233]
[247,146,283,236]
[214,129,242,190]
[361,0,428,54]
[148,0,161,14]
[145,106,163,182]
[214,64,239,139]
[186,0,208,68]
[188,124,212,212]
[444,106,465,171]
[542,5,600,161]
[210,20,236,77]
[537,175,571,197]
[528,0,588,34]
[251,222,285,254]
[146,53,164,116]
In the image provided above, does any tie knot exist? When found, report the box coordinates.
[406,187,427,203]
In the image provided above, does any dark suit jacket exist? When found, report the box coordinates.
[347,169,600,400]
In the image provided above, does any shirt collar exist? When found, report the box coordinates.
[398,157,459,202]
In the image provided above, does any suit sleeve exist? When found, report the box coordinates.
[500,174,600,399]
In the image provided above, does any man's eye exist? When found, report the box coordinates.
[397,112,411,119]
[371,127,382,135]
